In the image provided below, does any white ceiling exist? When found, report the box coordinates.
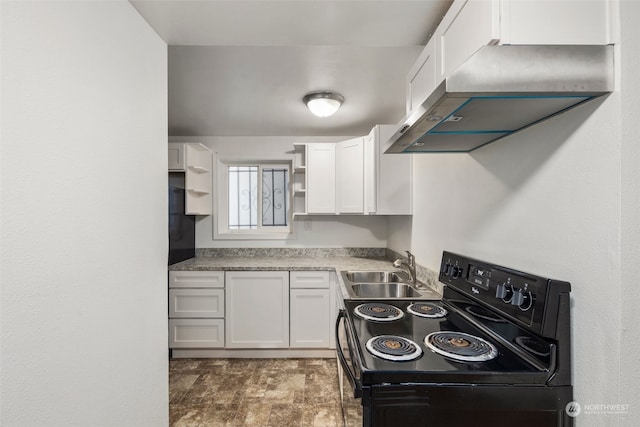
[130,0,453,137]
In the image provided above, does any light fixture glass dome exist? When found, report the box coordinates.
[303,91,344,117]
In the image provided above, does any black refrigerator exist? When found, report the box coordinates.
[168,172,195,265]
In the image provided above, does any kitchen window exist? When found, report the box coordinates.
[215,159,293,239]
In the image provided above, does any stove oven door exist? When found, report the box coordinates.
[336,310,363,426]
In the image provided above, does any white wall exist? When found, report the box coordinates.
[618,0,640,425]
[170,136,389,248]
[1,2,168,426]
[388,5,639,425]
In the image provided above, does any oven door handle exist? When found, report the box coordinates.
[335,309,362,398]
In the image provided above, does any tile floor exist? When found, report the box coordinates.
[169,358,343,427]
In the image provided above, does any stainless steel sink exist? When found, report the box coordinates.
[341,270,430,299]
[344,270,410,283]
[349,282,422,298]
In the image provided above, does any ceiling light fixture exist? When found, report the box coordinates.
[303,91,344,117]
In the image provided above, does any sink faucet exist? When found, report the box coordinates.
[393,250,417,285]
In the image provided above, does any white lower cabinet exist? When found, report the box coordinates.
[169,269,336,353]
[290,271,331,348]
[168,270,225,350]
[225,271,290,349]
[290,289,330,348]
[169,319,225,348]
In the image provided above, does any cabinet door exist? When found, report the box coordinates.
[168,143,185,171]
[500,0,612,45]
[169,319,224,348]
[225,271,289,348]
[336,137,365,214]
[306,143,336,214]
[364,130,377,214]
[290,289,330,348]
[407,39,438,113]
[169,289,224,318]
[375,125,412,215]
[437,0,500,80]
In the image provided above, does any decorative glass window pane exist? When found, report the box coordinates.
[228,166,258,229]
[262,168,288,227]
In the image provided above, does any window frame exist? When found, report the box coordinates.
[214,157,295,240]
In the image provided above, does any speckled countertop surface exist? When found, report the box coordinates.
[169,254,442,300]
[170,255,394,272]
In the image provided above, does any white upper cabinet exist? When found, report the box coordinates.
[366,125,412,215]
[409,0,615,115]
[364,131,377,214]
[294,130,411,217]
[436,0,500,81]
[168,142,186,171]
[336,137,365,214]
[292,143,307,217]
[168,142,213,216]
[407,40,437,113]
[499,0,613,46]
[184,143,212,215]
[306,143,336,214]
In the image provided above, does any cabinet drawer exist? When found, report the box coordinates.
[290,271,330,289]
[169,270,224,288]
[169,289,224,318]
[169,319,224,348]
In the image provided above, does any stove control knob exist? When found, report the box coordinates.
[443,263,453,276]
[452,266,462,279]
[511,289,525,307]
[519,292,534,311]
[495,283,507,299]
[500,285,514,303]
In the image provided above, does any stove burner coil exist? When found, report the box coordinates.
[465,305,506,323]
[354,303,404,322]
[425,332,498,362]
[407,302,447,318]
[515,336,551,357]
[366,335,423,361]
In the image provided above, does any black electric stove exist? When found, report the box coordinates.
[346,296,555,386]
[336,251,573,427]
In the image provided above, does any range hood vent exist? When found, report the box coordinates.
[385,45,614,153]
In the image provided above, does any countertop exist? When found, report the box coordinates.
[169,255,442,300]
[170,255,396,272]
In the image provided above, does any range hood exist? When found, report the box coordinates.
[384,45,614,153]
